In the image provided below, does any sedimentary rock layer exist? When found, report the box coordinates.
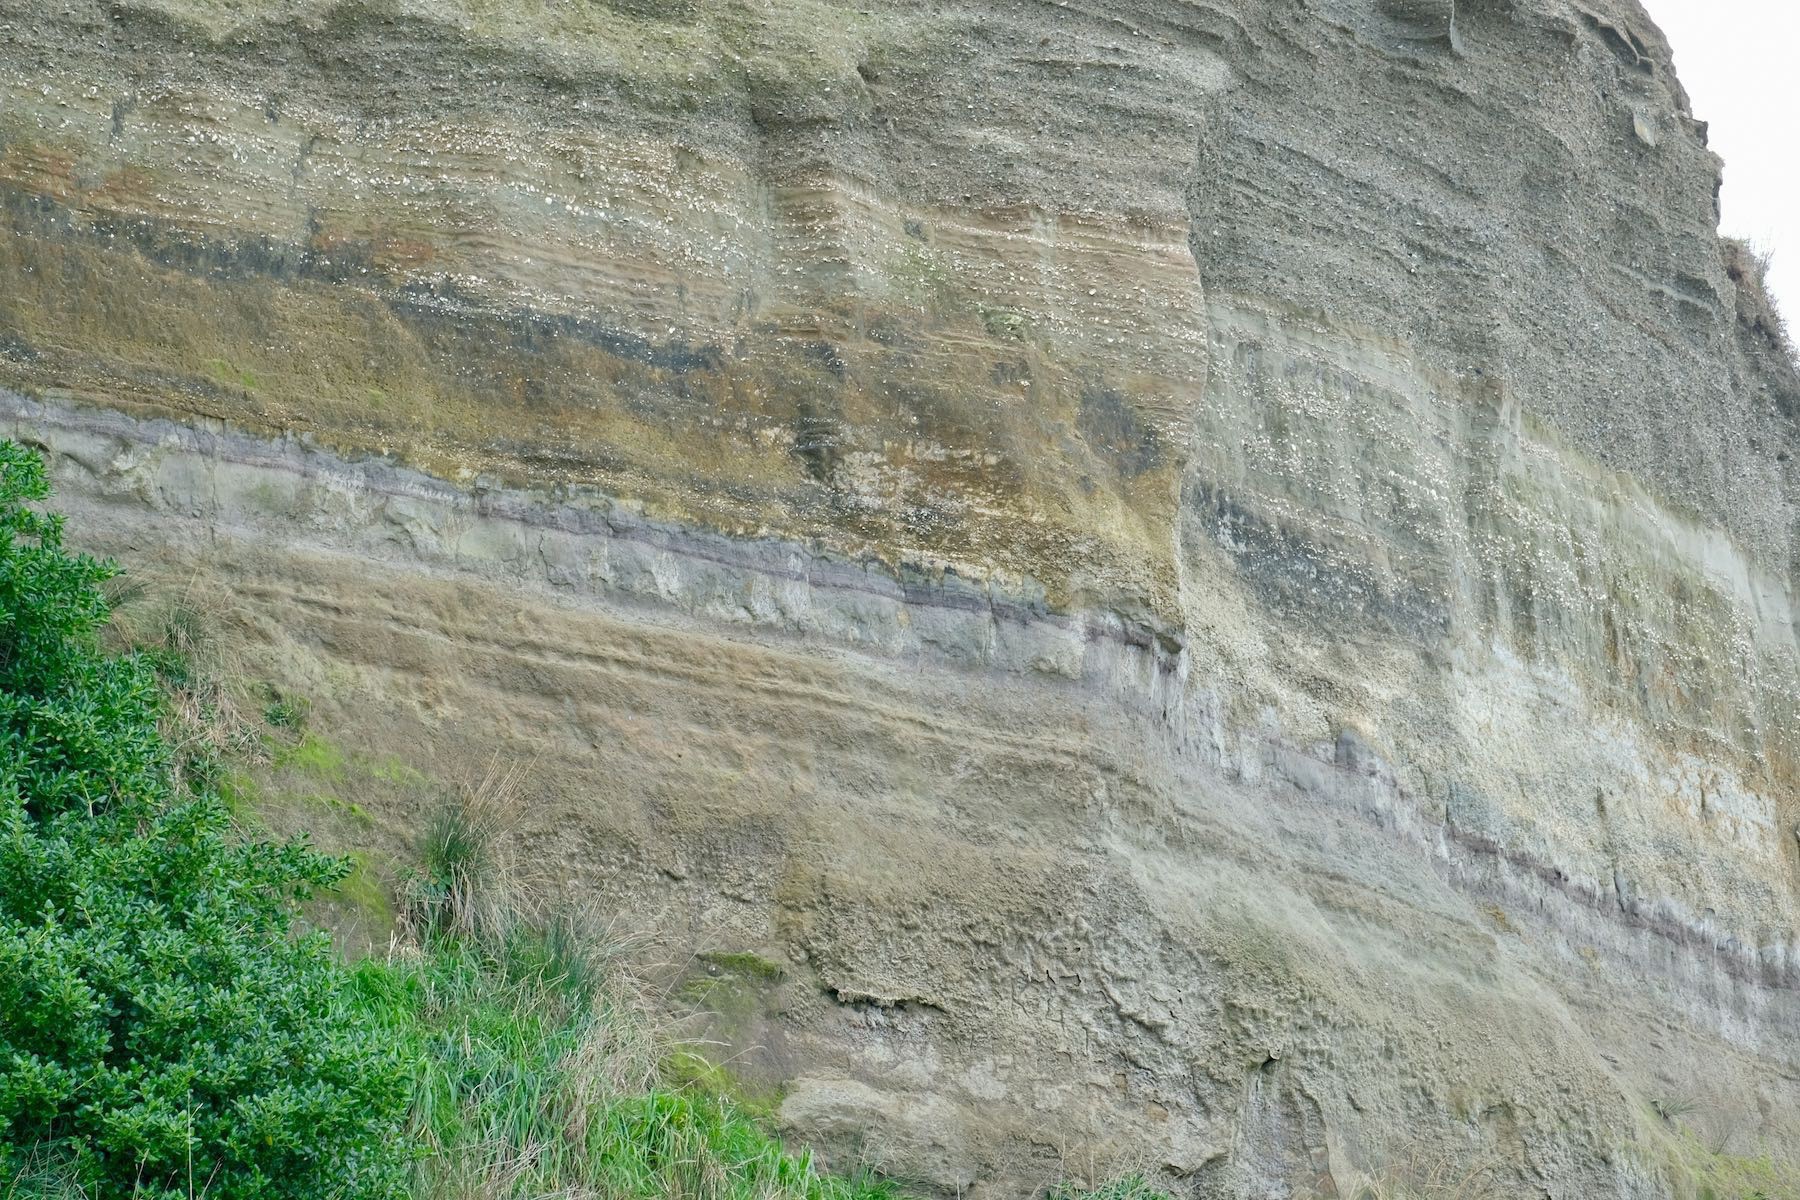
[3,0,1798,1195]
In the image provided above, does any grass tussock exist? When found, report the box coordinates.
[0,1149,89,1200]
[408,755,533,944]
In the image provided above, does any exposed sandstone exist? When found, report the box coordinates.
[2,0,1797,1195]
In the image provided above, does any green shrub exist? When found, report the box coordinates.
[0,443,412,1200]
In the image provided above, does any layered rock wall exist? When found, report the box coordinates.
[2,0,1797,1195]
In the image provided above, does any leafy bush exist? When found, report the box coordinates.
[0,443,412,1200]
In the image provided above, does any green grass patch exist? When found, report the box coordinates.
[1050,1179,1169,1200]
[275,731,348,777]
[371,755,431,787]
[204,356,259,391]
[1664,1120,1797,1200]
[663,1048,784,1124]
[697,950,788,983]
[350,927,901,1200]
[216,765,262,817]
[264,693,311,729]
[333,852,396,927]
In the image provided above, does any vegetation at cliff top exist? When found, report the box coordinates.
[0,437,1169,1200]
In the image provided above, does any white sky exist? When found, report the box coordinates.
[1641,1,1799,323]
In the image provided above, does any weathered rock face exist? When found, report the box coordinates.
[3,0,1798,1195]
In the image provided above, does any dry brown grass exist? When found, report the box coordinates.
[1344,1152,1505,1200]
[1722,237,1792,357]
[103,571,270,788]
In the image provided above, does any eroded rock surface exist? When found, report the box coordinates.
[2,0,1797,1195]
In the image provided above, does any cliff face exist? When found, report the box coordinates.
[3,0,1799,1195]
